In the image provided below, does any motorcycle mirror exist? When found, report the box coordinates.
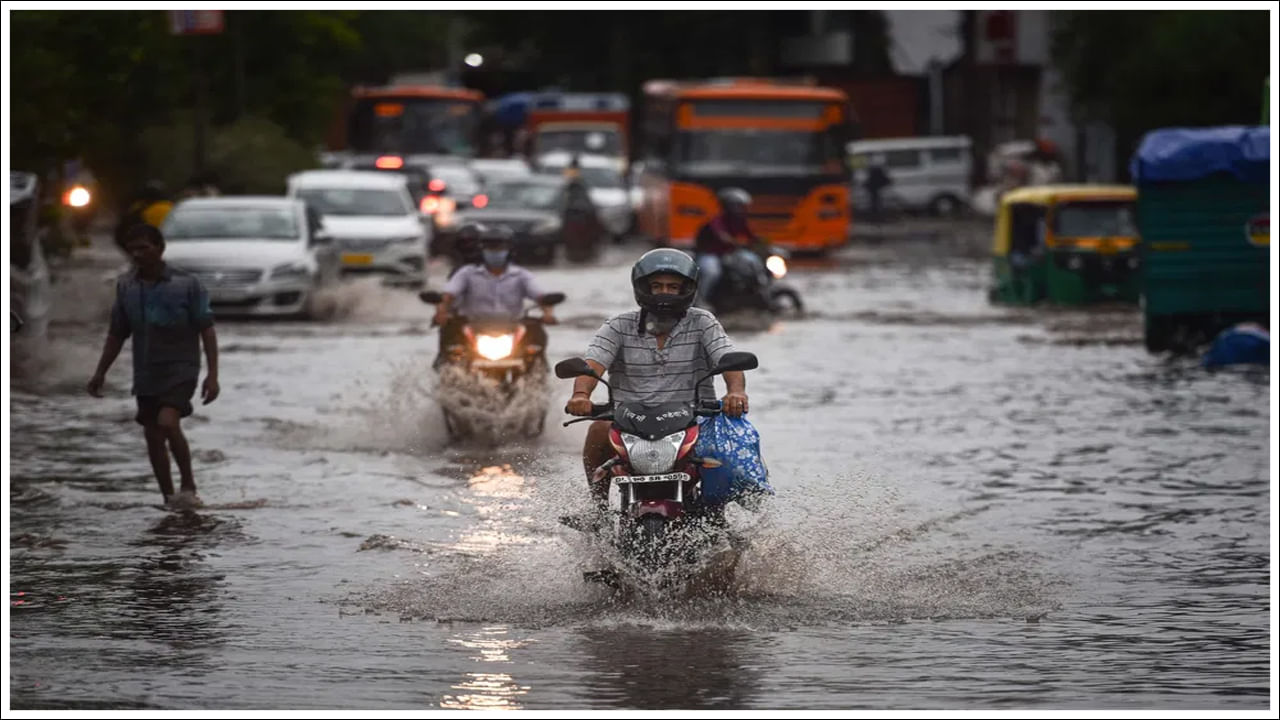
[418,290,443,305]
[539,292,566,306]
[713,351,759,374]
[554,357,597,380]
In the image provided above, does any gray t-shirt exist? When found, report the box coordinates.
[109,264,214,396]
[443,264,545,319]
[585,307,734,405]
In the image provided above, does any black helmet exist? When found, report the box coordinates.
[456,221,487,243]
[631,248,699,318]
[480,225,515,247]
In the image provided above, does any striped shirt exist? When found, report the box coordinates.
[585,307,735,405]
[443,263,545,319]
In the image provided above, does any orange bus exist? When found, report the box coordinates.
[634,78,854,253]
[327,85,485,158]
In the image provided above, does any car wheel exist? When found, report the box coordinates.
[929,194,964,217]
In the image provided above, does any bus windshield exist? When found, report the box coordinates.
[676,129,843,176]
[348,98,479,156]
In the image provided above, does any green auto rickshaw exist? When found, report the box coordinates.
[1130,126,1270,353]
[989,184,1142,306]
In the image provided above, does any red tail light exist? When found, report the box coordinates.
[428,179,446,193]
[420,196,439,214]
[472,194,489,209]
[375,155,403,169]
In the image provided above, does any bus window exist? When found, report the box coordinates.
[348,99,479,156]
[676,128,841,175]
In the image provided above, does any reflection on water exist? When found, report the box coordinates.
[439,626,531,710]
[574,627,764,709]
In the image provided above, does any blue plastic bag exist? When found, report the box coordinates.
[694,413,774,506]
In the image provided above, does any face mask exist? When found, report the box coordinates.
[482,250,509,267]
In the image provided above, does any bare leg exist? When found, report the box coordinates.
[582,420,614,505]
[158,406,196,494]
[143,424,176,501]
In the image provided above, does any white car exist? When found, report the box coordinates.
[468,157,533,186]
[160,197,341,318]
[286,169,430,284]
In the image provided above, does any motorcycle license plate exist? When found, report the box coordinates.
[342,253,374,266]
[614,472,691,485]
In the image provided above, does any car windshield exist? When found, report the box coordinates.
[164,206,300,241]
[1054,201,1138,237]
[578,167,624,189]
[430,166,481,195]
[677,129,843,176]
[485,181,562,210]
[295,187,409,216]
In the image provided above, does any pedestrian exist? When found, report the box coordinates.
[87,224,220,510]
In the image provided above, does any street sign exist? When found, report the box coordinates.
[169,10,225,36]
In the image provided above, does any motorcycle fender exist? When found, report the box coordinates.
[632,500,684,519]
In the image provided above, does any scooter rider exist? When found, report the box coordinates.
[693,187,767,307]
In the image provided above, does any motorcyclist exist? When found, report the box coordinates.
[447,221,487,279]
[693,187,767,307]
[433,225,559,367]
[565,248,749,512]
[114,180,174,248]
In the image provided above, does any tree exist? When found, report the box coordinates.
[1051,10,1269,173]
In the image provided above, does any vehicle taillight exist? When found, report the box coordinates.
[472,194,489,209]
[375,155,403,170]
[429,179,446,193]
[421,196,440,214]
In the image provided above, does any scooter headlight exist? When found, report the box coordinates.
[65,186,91,208]
[766,254,787,279]
[475,333,515,360]
[621,431,683,474]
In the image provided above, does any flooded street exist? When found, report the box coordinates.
[8,225,1270,710]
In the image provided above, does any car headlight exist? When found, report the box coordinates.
[271,262,311,279]
[475,333,514,361]
[621,431,684,474]
[532,219,560,235]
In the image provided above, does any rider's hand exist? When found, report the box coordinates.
[541,311,558,325]
[566,392,594,416]
[722,391,749,417]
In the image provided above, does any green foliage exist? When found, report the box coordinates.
[1051,10,1270,134]
[138,115,316,195]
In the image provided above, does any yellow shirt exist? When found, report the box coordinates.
[140,200,173,228]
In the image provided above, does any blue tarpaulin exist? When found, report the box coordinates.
[1129,126,1270,184]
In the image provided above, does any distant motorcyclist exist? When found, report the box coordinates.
[447,221,487,279]
[114,180,174,248]
[433,225,559,366]
[693,187,767,307]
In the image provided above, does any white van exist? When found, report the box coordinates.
[847,136,973,216]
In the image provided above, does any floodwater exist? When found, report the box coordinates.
[7,225,1271,710]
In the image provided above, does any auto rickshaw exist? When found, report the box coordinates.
[989,184,1141,306]
[1130,126,1269,353]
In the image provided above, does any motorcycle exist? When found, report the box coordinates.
[706,245,804,318]
[555,350,760,590]
[418,290,565,441]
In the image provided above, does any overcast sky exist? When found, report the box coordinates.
[884,10,963,74]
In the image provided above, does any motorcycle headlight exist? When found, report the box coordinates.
[621,431,683,474]
[766,255,788,279]
[65,186,92,208]
[475,333,514,361]
[271,262,311,279]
